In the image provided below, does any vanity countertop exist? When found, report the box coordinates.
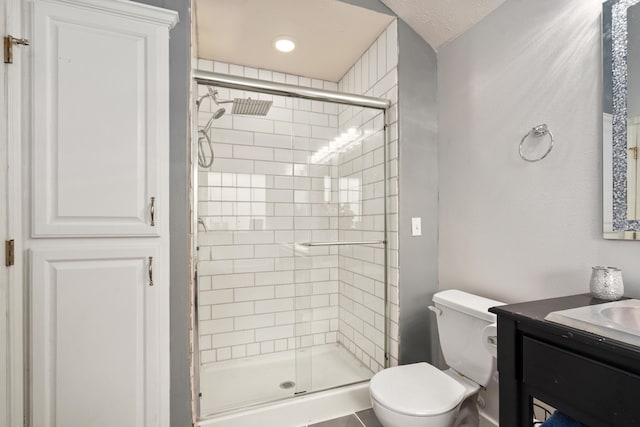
[490,293,610,321]
[490,293,640,357]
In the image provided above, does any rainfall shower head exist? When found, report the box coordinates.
[230,97,273,116]
[198,86,273,117]
[211,89,273,116]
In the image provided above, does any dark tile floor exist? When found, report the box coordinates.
[307,409,383,427]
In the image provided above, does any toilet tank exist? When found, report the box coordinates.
[433,290,505,387]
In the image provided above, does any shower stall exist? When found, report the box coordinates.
[192,70,390,420]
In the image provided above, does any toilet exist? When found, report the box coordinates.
[369,290,504,427]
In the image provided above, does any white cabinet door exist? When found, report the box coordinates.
[31,0,175,237]
[31,246,168,427]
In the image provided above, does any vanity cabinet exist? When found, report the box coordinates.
[28,0,177,426]
[491,295,640,426]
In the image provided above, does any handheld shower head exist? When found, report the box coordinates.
[202,108,224,134]
[196,86,224,170]
[197,88,226,122]
[213,107,226,120]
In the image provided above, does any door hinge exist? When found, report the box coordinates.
[4,35,29,64]
[630,146,639,160]
[5,239,15,267]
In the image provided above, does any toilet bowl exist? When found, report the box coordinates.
[369,290,504,427]
[370,363,479,427]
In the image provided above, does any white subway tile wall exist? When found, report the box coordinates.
[196,20,399,370]
[337,20,399,372]
[196,62,342,364]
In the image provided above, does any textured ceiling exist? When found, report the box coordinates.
[380,0,507,50]
[194,0,508,82]
[195,0,394,81]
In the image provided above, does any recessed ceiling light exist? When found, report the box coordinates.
[274,37,296,53]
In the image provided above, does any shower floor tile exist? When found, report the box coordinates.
[200,343,373,417]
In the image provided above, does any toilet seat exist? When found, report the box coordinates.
[369,362,466,417]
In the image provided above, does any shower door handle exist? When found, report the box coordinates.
[299,240,386,247]
[150,197,156,226]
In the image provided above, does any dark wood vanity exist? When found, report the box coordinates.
[489,294,640,426]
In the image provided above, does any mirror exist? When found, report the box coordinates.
[603,0,640,239]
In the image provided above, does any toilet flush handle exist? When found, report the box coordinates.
[428,305,442,316]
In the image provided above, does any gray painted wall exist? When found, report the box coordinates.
[133,0,192,426]
[438,0,640,305]
[337,0,395,15]
[397,21,439,365]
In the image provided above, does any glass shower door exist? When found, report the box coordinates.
[292,100,387,394]
[196,86,302,415]
[195,84,388,416]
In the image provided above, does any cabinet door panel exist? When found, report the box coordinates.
[31,247,166,427]
[56,26,143,219]
[32,0,165,237]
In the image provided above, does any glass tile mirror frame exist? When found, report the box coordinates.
[603,0,640,239]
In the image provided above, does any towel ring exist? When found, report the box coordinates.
[519,124,554,162]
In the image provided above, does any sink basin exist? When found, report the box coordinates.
[601,305,640,330]
[545,299,640,347]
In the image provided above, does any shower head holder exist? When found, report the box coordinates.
[211,89,234,105]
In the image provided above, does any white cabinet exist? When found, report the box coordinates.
[32,0,177,237]
[28,0,177,426]
[31,247,168,427]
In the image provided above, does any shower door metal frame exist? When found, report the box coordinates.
[190,70,391,420]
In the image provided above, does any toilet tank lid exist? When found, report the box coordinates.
[433,290,505,322]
